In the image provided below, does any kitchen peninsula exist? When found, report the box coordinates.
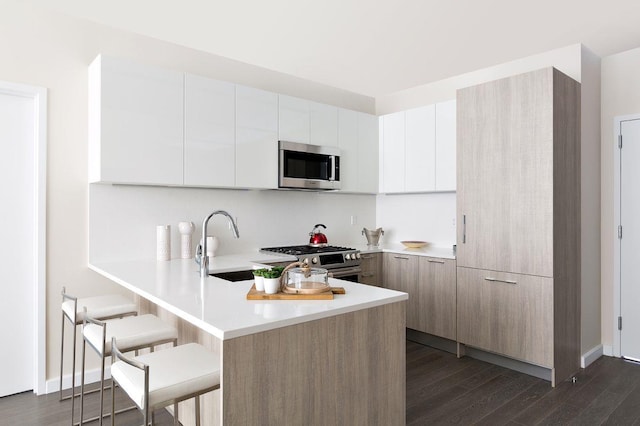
[89,255,407,426]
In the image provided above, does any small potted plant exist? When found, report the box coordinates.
[252,268,268,291]
[262,267,284,294]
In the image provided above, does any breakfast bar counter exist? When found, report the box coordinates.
[90,257,407,426]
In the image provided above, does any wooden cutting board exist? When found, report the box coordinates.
[246,284,346,300]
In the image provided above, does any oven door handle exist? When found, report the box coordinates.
[328,266,363,278]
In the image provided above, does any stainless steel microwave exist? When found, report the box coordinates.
[279,141,341,190]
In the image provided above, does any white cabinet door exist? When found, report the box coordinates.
[435,99,456,191]
[338,108,358,192]
[279,95,310,143]
[184,74,235,187]
[381,111,405,193]
[357,112,379,193]
[405,105,436,192]
[310,101,338,146]
[90,55,184,185]
[236,85,279,189]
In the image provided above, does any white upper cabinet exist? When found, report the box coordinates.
[379,100,456,194]
[405,105,436,192]
[310,101,338,146]
[279,95,310,143]
[184,74,235,187]
[338,108,359,192]
[357,112,379,193]
[89,55,184,185]
[236,85,279,189]
[435,100,456,191]
[381,111,406,193]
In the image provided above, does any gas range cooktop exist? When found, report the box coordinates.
[260,245,356,256]
[260,245,361,269]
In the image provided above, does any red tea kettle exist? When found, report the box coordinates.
[309,224,328,247]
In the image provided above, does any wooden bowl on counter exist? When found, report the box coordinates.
[400,241,428,249]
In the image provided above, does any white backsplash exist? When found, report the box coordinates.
[375,192,457,248]
[89,184,377,262]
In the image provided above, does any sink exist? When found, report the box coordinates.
[210,270,255,282]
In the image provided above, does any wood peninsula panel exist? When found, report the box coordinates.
[221,301,406,426]
[135,295,222,426]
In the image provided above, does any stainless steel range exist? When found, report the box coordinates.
[260,245,362,282]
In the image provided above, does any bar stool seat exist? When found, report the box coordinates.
[80,314,178,425]
[111,342,220,425]
[62,295,137,326]
[59,288,137,423]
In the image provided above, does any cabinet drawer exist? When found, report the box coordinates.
[418,257,456,340]
[456,267,553,367]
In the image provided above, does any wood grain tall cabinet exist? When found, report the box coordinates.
[456,67,581,386]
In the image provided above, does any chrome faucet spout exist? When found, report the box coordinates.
[199,210,240,277]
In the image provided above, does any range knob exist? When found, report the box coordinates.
[311,257,318,264]
[345,254,351,260]
[356,253,361,259]
[303,258,309,265]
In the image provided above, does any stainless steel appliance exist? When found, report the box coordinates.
[279,141,340,190]
[260,245,361,282]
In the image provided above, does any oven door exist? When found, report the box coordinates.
[328,266,362,283]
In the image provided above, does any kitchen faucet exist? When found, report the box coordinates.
[197,210,240,277]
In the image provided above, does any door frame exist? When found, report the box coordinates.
[613,113,640,358]
[0,80,47,394]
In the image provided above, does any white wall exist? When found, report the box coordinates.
[601,46,640,352]
[376,193,456,248]
[90,185,375,262]
[0,1,375,383]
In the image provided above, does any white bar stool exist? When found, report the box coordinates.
[110,339,221,426]
[79,312,178,425]
[60,288,137,417]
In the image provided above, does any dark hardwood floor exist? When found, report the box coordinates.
[3,340,640,425]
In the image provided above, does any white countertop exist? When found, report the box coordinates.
[89,253,407,341]
[349,243,456,259]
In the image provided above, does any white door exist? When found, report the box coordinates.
[0,92,35,396]
[620,118,640,361]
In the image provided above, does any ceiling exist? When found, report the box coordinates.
[28,0,640,97]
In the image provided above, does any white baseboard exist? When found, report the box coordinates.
[603,345,614,357]
[45,366,111,395]
[581,344,604,368]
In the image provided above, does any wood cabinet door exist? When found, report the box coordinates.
[359,253,382,287]
[417,257,456,340]
[456,266,553,367]
[456,69,554,277]
[383,253,419,329]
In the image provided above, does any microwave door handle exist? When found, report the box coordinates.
[329,156,336,181]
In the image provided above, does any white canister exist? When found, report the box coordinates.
[156,225,171,261]
[206,236,220,257]
[178,221,195,259]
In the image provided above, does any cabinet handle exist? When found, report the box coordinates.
[394,256,410,260]
[427,259,445,264]
[463,214,466,244]
[361,273,375,277]
[361,255,374,259]
[485,277,517,285]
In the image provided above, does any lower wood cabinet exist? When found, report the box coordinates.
[417,257,456,340]
[383,253,456,339]
[359,253,382,286]
[456,266,553,368]
[383,253,419,329]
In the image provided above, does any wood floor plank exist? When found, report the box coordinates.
[602,381,640,425]
[473,379,552,426]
